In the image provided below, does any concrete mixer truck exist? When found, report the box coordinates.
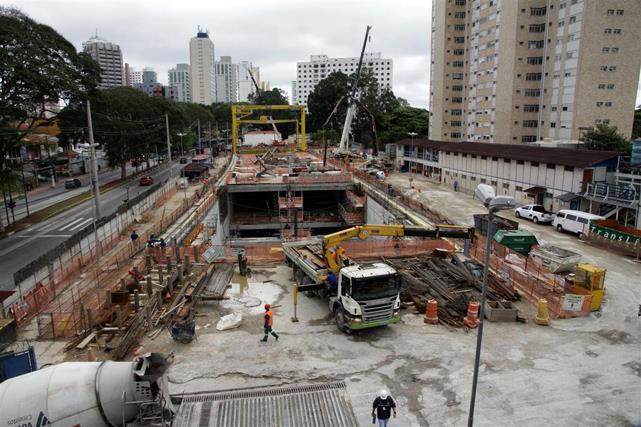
[0,353,173,427]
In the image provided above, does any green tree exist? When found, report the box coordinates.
[583,124,631,153]
[307,72,351,132]
[632,106,641,139]
[248,88,288,105]
[0,7,99,180]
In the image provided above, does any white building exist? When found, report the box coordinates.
[293,53,393,105]
[130,70,142,86]
[169,63,191,102]
[394,139,632,221]
[189,29,216,105]
[215,56,239,103]
[238,61,260,102]
[243,130,281,147]
[82,34,124,89]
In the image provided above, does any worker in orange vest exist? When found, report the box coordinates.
[260,303,279,342]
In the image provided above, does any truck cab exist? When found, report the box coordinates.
[332,263,401,332]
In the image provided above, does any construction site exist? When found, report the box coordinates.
[1,27,639,427]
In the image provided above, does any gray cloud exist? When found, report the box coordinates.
[14,0,432,107]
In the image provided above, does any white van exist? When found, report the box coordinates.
[552,210,604,236]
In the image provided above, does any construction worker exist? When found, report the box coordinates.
[372,389,396,427]
[260,303,279,342]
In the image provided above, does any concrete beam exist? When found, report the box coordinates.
[226,183,354,193]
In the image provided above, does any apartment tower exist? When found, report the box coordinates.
[169,64,191,102]
[430,0,641,144]
[189,29,216,105]
[82,35,124,89]
[215,56,239,103]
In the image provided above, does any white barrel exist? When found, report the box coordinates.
[0,361,139,426]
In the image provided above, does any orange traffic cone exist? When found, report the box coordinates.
[424,299,439,324]
[464,301,480,328]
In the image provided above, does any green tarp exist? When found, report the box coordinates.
[493,230,539,256]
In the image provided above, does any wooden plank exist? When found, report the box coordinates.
[76,331,97,350]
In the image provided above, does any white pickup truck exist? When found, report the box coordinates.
[514,204,555,224]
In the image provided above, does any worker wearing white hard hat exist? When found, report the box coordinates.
[372,389,396,426]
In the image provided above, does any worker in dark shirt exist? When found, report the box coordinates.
[260,303,279,342]
[372,389,396,426]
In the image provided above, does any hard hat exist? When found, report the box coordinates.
[265,303,271,310]
[379,389,388,399]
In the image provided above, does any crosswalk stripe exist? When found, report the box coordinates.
[58,217,86,231]
[69,218,94,231]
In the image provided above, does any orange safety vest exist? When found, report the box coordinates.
[265,309,273,326]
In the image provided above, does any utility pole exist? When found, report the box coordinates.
[197,119,201,151]
[165,114,172,175]
[86,100,102,219]
[208,121,212,151]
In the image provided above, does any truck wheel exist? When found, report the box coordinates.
[515,211,520,218]
[533,216,539,224]
[557,224,563,232]
[334,307,350,334]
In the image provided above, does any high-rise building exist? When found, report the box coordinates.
[133,67,176,100]
[169,63,191,102]
[238,61,260,102]
[430,0,641,144]
[215,56,239,103]
[124,63,132,87]
[293,53,393,105]
[82,34,124,88]
[189,29,216,105]
[130,69,142,86]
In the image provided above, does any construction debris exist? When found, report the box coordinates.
[384,253,519,327]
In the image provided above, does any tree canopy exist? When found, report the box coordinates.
[582,124,631,153]
[58,87,214,178]
[0,7,99,171]
[306,71,429,150]
[248,88,288,105]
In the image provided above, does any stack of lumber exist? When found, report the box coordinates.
[383,254,518,327]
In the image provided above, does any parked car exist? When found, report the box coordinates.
[139,175,153,186]
[64,178,82,189]
[552,210,604,236]
[179,157,188,164]
[514,204,555,224]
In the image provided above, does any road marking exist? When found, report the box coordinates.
[40,234,73,238]
[58,217,86,231]
[69,218,93,231]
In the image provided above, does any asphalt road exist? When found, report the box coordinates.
[8,160,159,222]
[0,161,179,290]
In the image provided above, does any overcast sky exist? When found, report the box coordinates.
[10,0,641,109]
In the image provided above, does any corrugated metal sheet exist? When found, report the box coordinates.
[173,381,358,427]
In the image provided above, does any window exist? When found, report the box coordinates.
[608,66,617,71]
[613,29,622,34]
[515,186,523,192]
[530,7,546,16]
[560,2,565,9]
[607,9,615,15]
[491,180,498,186]
[524,104,540,112]
[451,132,462,138]
[453,49,465,55]
[604,28,612,34]
[451,121,463,126]
[452,97,463,103]
[527,56,543,65]
[452,61,465,67]
[600,65,608,71]
[454,37,465,43]
[522,135,537,142]
[454,12,466,18]
[602,47,610,53]
[455,0,466,5]
[577,217,589,224]
[525,88,541,97]
[481,156,487,160]
[611,47,619,53]
[564,166,574,172]
[523,120,538,128]
[558,20,565,27]
[502,183,510,190]
[504,159,511,164]
[551,122,556,128]
[569,15,577,24]
[605,102,612,107]
[547,163,556,169]
[566,214,578,221]
[517,160,525,165]
[454,24,465,31]
[452,73,464,80]
[528,40,545,49]
[529,24,546,33]
[452,85,463,91]
[451,109,463,116]
[526,73,542,81]
[531,162,540,167]
[616,9,624,15]
[607,84,615,89]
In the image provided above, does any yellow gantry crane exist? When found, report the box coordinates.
[231,104,307,154]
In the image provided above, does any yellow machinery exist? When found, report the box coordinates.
[231,104,306,154]
[571,263,606,311]
[323,224,474,273]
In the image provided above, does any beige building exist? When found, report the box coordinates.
[430,0,641,144]
[189,29,216,105]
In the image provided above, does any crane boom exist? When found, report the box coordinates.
[323,224,474,273]
[339,25,372,154]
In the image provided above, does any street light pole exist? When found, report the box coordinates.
[165,114,172,173]
[408,132,418,175]
[86,100,101,218]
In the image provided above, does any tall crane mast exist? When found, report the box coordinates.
[339,25,372,155]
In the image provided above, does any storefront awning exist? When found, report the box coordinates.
[555,192,581,202]
[524,186,546,194]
